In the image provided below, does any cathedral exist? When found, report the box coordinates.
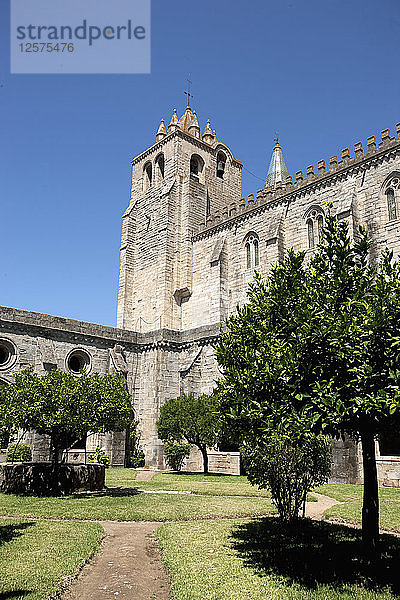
[1,103,400,485]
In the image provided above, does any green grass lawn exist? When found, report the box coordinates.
[315,484,400,531]
[0,490,274,521]
[158,518,400,600]
[105,468,271,497]
[0,518,103,600]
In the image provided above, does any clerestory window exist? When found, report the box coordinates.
[306,209,324,249]
[245,234,259,269]
[385,178,400,221]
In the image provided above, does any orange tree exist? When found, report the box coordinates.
[1,368,131,473]
[216,215,400,559]
[157,393,220,473]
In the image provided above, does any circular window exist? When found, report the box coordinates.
[0,339,16,370]
[66,349,91,374]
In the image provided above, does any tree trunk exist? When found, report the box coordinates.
[199,446,209,474]
[51,433,61,495]
[361,432,379,559]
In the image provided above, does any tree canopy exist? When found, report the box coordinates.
[216,214,400,556]
[1,368,132,467]
[157,393,220,473]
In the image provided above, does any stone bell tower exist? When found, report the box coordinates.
[117,103,242,333]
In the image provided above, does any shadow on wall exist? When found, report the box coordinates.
[230,518,400,595]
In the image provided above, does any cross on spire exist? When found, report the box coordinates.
[184,76,193,108]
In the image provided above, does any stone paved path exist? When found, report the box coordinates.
[135,470,157,482]
[63,521,170,600]
[305,492,342,519]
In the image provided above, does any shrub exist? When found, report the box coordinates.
[130,449,145,468]
[6,442,32,462]
[88,446,110,467]
[243,433,332,521]
[164,441,191,471]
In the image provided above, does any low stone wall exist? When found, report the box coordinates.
[377,457,400,487]
[0,462,105,495]
[207,451,240,475]
[181,447,240,475]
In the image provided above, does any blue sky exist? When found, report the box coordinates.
[1,0,399,327]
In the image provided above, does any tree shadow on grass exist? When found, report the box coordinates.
[230,517,400,595]
[0,521,35,548]
[0,591,32,599]
[66,487,144,499]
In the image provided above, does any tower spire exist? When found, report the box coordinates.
[265,138,289,188]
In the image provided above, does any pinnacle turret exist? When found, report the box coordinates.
[156,119,167,142]
[202,119,214,144]
[188,110,201,139]
[168,108,179,132]
[265,139,289,188]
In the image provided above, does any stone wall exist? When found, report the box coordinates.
[0,306,221,470]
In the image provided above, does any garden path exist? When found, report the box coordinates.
[61,492,340,600]
[305,492,343,519]
[63,521,170,600]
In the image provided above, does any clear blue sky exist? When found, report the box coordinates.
[1,0,399,327]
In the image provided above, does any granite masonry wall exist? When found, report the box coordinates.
[2,123,400,483]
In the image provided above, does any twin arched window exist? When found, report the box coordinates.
[143,153,165,192]
[306,209,324,249]
[385,177,400,221]
[155,153,165,181]
[245,234,259,269]
[143,162,152,192]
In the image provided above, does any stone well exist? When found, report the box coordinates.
[0,462,105,496]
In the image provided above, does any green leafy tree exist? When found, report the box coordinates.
[242,431,331,521]
[1,368,131,475]
[157,393,220,473]
[216,214,400,557]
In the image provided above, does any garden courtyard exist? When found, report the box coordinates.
[1,469,400,599]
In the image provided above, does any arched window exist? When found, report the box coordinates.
[387,187,397,221]
[190,154,204,182]
[305,208,324,249]
[317,215,324,241]
[155,153,165,181]
[307,219,315,249]
[143,162,152,192]
[190,156,199,180]
[216,151,226,179]
[245,234,260,269]
[383,176,400,221]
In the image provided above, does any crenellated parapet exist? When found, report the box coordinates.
[195,123,400,239]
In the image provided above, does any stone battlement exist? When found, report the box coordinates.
[195,123,400,238]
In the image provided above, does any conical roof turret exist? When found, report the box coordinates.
[168,109,179,132]
[202,119,214,144]
[156,119,167,142]
[188,110,201,138]
[265,139,289,188]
